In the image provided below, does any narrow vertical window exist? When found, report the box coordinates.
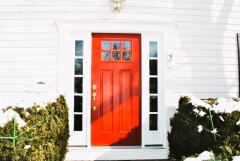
[74,40,84,131]
[149,41,158,131]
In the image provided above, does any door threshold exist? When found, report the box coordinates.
[66,146,167,160]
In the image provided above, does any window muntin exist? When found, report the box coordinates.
[101,40,132,61]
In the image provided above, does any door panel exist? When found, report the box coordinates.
[91,33,141,146]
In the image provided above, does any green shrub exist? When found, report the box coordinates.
[0,95,69,161]
[168,96,240,160]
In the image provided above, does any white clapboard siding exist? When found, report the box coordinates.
[0,48,58,55]
[1,6,240,21]
[0,70,57,77]
[173,57,238,65]
[174,64,238,72]
[176,23,240,31]
[173,71,238,79]
[0,41,58,48]
[0,84,57,92]
[0,77,57,85]
[0,33,58,40]
[174,85,238,93]
[175,36,237,44]
[173,78,238,86]
[0,62,57,70]
[0,26,57,33]
[174,50,238,58]
[174,43,237,51]
[0,20,55,26]
[0,55,57,62]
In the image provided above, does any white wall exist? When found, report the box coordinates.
[0,0,239,107]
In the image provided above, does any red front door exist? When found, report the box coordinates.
[91,33,141,146]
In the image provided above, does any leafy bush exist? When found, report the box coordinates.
[168,96,240,160]
[0,95,69,161]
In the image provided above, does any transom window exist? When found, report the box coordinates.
[101,40,132,61]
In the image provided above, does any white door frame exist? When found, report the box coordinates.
[57,20,175,160]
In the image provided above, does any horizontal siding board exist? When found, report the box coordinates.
[174,50,238,58]
[0,41,58,48]
[175,29,238,37]
[0,70,57,77]
[174,85,238,93]
[173,71,238,79]
[175,36,237,44]
[0,62,57,70]
[173,78,238,86]
[0,77,57,85]
[176,23,240,31]
[174,64,238,72]
[174,43,237,51]
[1,13,240,26]
[0,33,58,40]
[0,84,57,92]
[0,20,55,26]
[0,48,58,55]
[174,57,238,65]
[0,55,58,62]
[1,6,240,20]
[0,26,57,33]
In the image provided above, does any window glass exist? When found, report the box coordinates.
[75,41,83,56]
[102,41,110,50]
[112,41,121,50]
[149,59,157,75]
[74,77,83,93]
[75,59,83,75]
[74,114,82,131]
[149,78,158,94]
[149,114,158,130]
[149,41,157,57]
[123,51,131,60]
[74,96,82,112]
[150,96,158,112]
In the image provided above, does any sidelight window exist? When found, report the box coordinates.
[74,40,84,131]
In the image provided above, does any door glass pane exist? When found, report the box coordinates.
[149,78,158,93]
[112,52,121,60]
[112,41,120,50]
[75,40,83,56]
[75,59,83,75]
[149,59,157,75]
[74,96,82,112]
[74,114,82,131]
[149,41,157,57]
[123,51,131,60]
[150,96,158,112]
[102,52,111,60]
[74,77,83,93]
[149,114,158,131]
[123,41,131,50]
[102,41,110,50]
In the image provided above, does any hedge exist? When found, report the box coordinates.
[168,96,240,160]
[0,95,69,161]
